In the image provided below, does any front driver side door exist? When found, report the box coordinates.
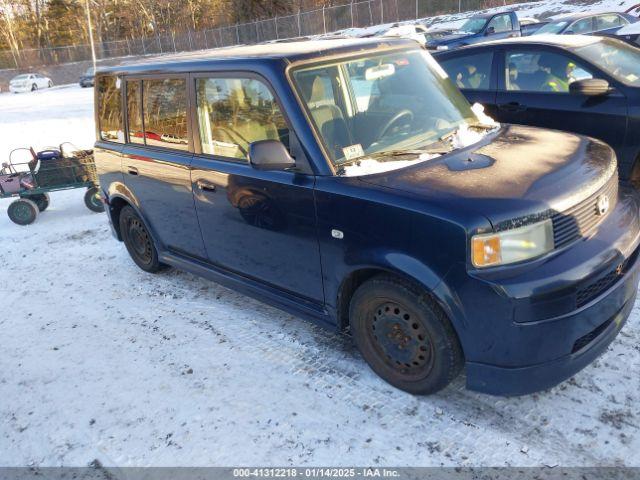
[495,47,628,154]
[190,74,324,305]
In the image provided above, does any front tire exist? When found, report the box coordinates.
[349,275,463,395]
[47,81,53,88]
[31,84,38,92]
[8,198,39,225]
[119,205,165,273]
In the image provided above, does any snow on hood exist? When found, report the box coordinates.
[341,104,499,177]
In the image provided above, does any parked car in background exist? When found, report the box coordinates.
[425,11,521,51]
[95,38,640,396]
[9,73,53,93]
[533,12,637,36]
[79,67,95,88]
[519,17,546,36]
[434,35,640,185]
[381,24,456,45]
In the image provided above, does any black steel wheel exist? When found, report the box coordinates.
[7,198,39,225]
[84,187,104,213]
[24,193,50,212]
[349,275,463,395]
[119,205,165,273]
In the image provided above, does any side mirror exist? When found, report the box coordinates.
[249,140,296,171]
[485,26,496,35]
[569,78,611,96]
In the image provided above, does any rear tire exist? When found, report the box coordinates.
[47,81,53,88]
[119,205,166,273]
[349,274,463,395]
[24,193,50,212]
[84,187,104,212]
[31,84,37,92]
[8,198,39,225]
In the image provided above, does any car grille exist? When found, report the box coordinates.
[552,174,618,249]
[576,258,629,308]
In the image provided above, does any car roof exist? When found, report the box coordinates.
[440,34,603,51]
[549,11,621,22]
[98,37,416,75]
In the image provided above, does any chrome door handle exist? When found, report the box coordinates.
[196,180,216,192]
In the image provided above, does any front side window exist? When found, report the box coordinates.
[291,49,480,166]
[196,77,289,160]
[505,50,593,92]
[97,76,123,143]
[142,78,189,150]
[488,14,513,33]
[439,52,493,90]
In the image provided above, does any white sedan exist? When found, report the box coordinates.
[9,73,53,93]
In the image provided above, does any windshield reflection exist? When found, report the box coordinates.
[291,49,480,169]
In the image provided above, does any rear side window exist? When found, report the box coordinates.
[439,52,493,90]
[97,76,123,143]
[143,79,189,150]
[596,14,627,31]
[195,77,289,160]
[569,18,594,34]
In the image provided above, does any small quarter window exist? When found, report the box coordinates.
[196,77,289,160]
[97,76,123,143]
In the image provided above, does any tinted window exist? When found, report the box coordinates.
[97,76,123,142]
[574,38,640,86]
[439,52,493,90]
[126,80,144,145]
[142,78,188,150]
[570,18,594,34]
[596,14,626,31]
[505,50,594,92]
[196,77,289,160]
[488,14,513,33]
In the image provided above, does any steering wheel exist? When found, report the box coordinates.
[376,109,414,142]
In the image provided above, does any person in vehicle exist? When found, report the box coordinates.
[507,62,521,90]
[539,56,571,92]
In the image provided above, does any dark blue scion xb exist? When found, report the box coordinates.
[94,38,640,396]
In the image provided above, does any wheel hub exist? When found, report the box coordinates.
[370,302,433,373]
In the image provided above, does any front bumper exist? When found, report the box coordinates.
[441,186,640,396]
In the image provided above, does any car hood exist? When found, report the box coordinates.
[426,32,472,46]
[357,125,616,228]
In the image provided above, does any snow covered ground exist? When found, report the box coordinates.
[1,21,640,468]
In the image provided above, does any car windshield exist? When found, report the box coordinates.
[574,38,640,86]
[534,21,569,34]
[290,49,482,169]
[459,18,488,33]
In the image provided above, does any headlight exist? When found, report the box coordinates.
[471,219,554,268]
[436,45,449,51]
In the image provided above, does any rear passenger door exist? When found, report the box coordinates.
[190,74,324,303]
[437,50,498,118]
[122,76,207,259]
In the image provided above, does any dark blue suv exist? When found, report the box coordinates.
[94,38,640,396]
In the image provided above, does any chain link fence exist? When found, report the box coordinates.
[1,0,532,70]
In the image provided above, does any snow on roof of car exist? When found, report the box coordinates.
[479,34,603,48]
[98,37,416,75]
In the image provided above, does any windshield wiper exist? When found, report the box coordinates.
[335,149,443,175]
